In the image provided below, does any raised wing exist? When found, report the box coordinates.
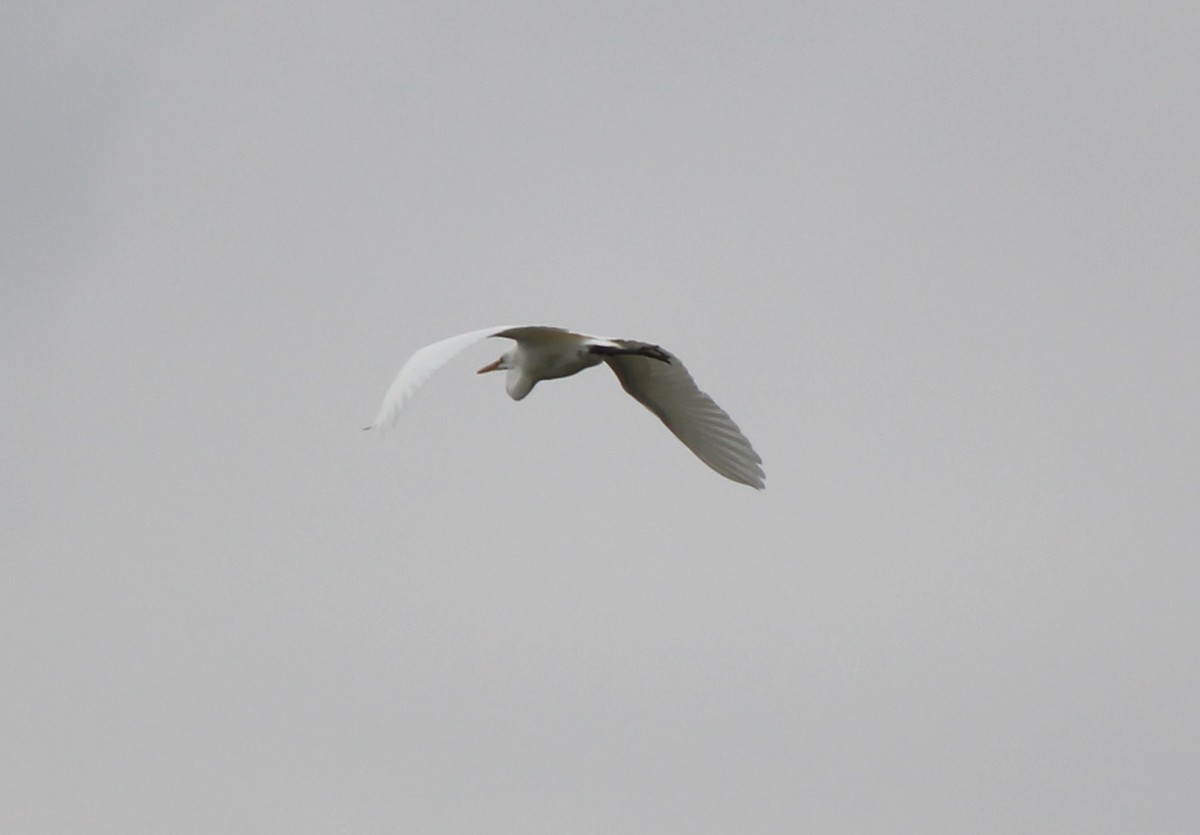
[605,345,765,489]
[367,325,516,430]
[492,325,576,343]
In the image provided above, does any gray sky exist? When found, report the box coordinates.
[3,2,1198,832]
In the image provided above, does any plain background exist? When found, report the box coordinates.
[3,2,1197,832]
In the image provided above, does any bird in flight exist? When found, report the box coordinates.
[367,325,764,489]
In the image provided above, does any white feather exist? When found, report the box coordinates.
[367,325,516,430]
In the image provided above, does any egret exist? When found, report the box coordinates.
[367,325,765,489]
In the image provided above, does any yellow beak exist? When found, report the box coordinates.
[477,359,504,374]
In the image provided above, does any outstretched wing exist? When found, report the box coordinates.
[605,344,765,489]
[367,325,517,430]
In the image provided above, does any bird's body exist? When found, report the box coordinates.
[488,326,608,399]
[368,325,765,489]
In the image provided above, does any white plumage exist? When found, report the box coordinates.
[367,325,764,489]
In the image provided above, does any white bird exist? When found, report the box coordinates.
[367,325,765,489]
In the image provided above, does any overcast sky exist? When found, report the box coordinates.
[3,2,1198,832]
